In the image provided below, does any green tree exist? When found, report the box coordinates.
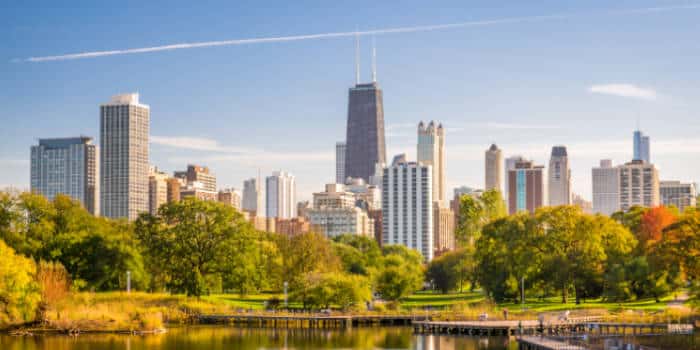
[0,239,41,327]
[298,272,371,310]
[455,189,506,246]
[332,234,382,277]
[135,198,251,296]
[375,245,424,301]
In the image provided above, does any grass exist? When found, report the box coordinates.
[39,291,234,332]
[27,290,695,332]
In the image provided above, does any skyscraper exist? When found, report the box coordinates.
[175,164,216,192]
[417,121,446,204]
[592,160,620,216]
[218,188,242,210]
[618,160,660,211]
[30,137,99,215]
[548,146,572,206]
[344,75,385,181]
[100,93,149,220]
[382,156,434,261]
[266,171,296,219]
[504,155,526,203]
[335,142,346,184]
[242,177,265,216]
[507,160,545,215]
[633,130,650,163]
[484,144,503,193]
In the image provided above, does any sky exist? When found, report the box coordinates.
[1,0,699,201]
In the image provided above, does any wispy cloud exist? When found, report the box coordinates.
[479,122,563,130]
[589,84,658,101]
[151,135,332,163]
[16,4,700,63]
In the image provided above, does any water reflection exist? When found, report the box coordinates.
[0,327,516,350]
[0,327,697,350]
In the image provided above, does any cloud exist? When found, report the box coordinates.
[151,135,332,163]
[150,135,253,153]
[16,4,700,62]
[589,84,658,100]
[479,122,563,130]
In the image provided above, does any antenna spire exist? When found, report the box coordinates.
[354,29,360,85]
[371,36,377,83]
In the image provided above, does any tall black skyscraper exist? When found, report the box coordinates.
[344,37,386,182]
[344,82,386,182]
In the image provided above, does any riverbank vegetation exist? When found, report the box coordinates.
[1,190,699,331]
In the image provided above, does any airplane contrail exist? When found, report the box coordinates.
[17,4,700,63]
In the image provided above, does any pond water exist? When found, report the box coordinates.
[0,326,697,350]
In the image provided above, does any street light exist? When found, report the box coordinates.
[283,281,288,309]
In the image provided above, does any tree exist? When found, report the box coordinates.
[661,210,700,296]
[638,206,677,252]
[0,239,41,327]
[332,234,382,277]
[135,198,251,296]
[455,189,506,246]
[297,272,371,310]
[375,245,424,301]
[426,249,476,293]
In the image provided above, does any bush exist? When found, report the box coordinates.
[0,240,41,327]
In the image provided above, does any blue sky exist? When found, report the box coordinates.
[2,0,699,200]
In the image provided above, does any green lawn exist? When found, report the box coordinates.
[400,290,485,308]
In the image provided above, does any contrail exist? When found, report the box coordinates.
[18,4,700,63]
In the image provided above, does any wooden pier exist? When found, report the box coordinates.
[517,336,586,350]
[198,314,430,328]
[413,318,602,336]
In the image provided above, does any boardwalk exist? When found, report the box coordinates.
[413,318,602,336]
[517,336,586,350]
[199,314,429,328]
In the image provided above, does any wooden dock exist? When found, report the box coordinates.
[413,318,602,336]
[517,336,586,350]
[198,314,430,328]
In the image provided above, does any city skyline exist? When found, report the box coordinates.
[2,1,700,201]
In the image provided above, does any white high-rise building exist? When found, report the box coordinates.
[336,142,346,184]
[548,146,572,206]
[484,144,503,194]
[618,160,659,211]
[30,137,99,215]
[266,171,296,219]
[660,181,697,212]
[417,121,445,204]
[242,177,265,216]
[100,93,149,220]
[382,156,434,261]
[592,160,620,215]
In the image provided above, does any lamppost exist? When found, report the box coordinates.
[283,281,288,309]
[127,270,131,294]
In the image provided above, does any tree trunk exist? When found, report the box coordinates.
[561,282,567,304]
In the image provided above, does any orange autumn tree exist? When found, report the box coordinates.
[637,206,677,252]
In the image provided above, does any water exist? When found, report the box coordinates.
[1,327,697,350]
[0,327,516,350]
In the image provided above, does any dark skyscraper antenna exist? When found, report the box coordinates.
[372,36,377,83]
[355,29,360,85]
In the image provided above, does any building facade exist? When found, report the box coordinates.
[166,177,183,203]
[504,155,526,204]
[618,160,659,211]
[660,180,696,212]
[313,183,356,209]
[242,177,265,217]
[633,130,650,163]
[417,121,446,204]
[275,217,311,236]
[433,203,455,256]
[592,159,620,215]
[100,93,149,220]
[218,188,242,210]
[344,82,386,182]
[548,145,572,206]
[507,160,545,215]
[30,137,99,215]
[148,166,169,215]
[266,171,296,219]
[335,142,346,184]
[382,159,434,261]
[308,207,374,238]
[484,144,503,194]
[175,165,216,192]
